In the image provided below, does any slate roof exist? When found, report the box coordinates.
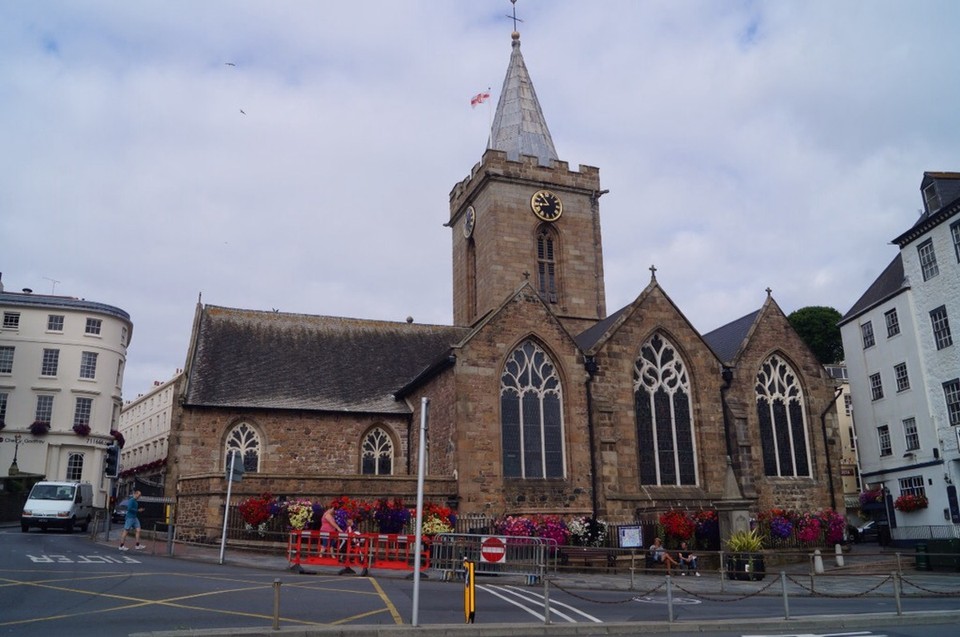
[701,310,760,365]
[839,254,906,325]
[183,305,470,414]
[0,290,130,322]
[488,32,558,164]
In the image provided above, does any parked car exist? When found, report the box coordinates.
[847,520,886,543]
[111,501,128,524]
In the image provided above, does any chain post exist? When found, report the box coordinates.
[272,578,282,630]
[781,571,790,619]
[893,571,902,615]
[666,574,673,623]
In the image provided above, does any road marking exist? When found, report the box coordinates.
[744,632,883,637]
[367,576,404,624]
[476,584,603,623]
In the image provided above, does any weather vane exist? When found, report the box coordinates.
[506,0,523,32]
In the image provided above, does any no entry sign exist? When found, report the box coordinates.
[480,536,506,563]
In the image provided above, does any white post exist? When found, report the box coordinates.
[813,549,824,574]
[218,450,236,565]
[411,397,429,627]
[834,543,844,567]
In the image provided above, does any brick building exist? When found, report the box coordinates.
[168,30,843,538]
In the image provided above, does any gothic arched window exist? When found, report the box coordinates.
[634,333,698,485]
[225,421,261,473]
[536,226,559,304]
[501,340,565,478]
[66,452,84,481]
[755,354,811,477]
[361,426,394,475]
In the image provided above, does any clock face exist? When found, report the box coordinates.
[463,206,476,238]
[531,189,562,222]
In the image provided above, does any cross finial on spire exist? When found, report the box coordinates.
[649,264,657,281]
[765,287,772,297]
[506,0,523,34]
[523,270,531,280]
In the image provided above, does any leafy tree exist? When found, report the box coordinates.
[787,306,843,364]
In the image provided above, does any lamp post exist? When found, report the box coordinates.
[9,434,22,475]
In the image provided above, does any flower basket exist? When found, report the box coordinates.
[238,493,275,527]
[859,488,884,506]
[894,494,928,512]
[72,423,91,437]
[373,498,410,533]
[110,429,126,447]
[29,420,50,436]
[569,516,608,547]
[659,509,696,542]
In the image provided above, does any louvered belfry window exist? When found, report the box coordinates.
[536,227,558,303]
[755,354,811,477]
[501,340,565,478]
[634,333,697,485]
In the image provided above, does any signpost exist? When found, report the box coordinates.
[480,536,507,564]
[219,450,243,565]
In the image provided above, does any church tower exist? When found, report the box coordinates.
[450,30,607,333]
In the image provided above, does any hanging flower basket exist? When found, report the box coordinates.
[894,494,928,512]
[72,423,91,437]
[29,421,50,436]
[110,429,126,447]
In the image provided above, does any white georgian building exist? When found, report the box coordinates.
[840,172,960,540]
[0,275,132,508]
[116,370,181,497]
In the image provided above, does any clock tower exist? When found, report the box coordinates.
[450,31,607,333]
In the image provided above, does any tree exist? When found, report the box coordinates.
[787,306,843,364]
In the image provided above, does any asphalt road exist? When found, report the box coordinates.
[2,526,959,637]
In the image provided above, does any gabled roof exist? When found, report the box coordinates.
[488,32,558,164]
[183,305,469,414]
[839,254,906,325]
[701,310,761,366]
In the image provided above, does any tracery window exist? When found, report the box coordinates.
[225,421,261,473]
[361,426,394,475]
[501,340,565,478]
[536,226,559,303]
[755,354,811,477]
[634,333,697,485]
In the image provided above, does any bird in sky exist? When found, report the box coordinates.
[240,109,246,115]
[225,62,236,66]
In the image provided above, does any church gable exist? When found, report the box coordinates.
[717,296,843,513]
[583,282,728,520]
[451,284,593,514]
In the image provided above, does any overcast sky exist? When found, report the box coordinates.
[3,1,959,400]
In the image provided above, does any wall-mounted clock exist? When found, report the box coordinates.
[531,189,562,222]
[463,206,476,238]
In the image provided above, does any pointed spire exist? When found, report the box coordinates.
[488,31,558,165]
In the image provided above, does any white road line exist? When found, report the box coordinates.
[743,632,881,637]
[477,584,551,622]
[503,585,603,623]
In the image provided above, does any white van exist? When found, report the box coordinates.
[21,481,94,533]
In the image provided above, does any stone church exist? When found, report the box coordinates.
[168,30,843,536]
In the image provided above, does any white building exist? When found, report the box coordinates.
[116,371,181,494]
[0,275,132,508]
[840,172,960,541]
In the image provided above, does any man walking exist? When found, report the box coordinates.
[118,490,145,551]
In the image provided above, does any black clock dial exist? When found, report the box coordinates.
[463,206,476,238]
[531,190,562,222]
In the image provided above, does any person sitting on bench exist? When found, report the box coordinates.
[677,541,700,576]
[649,537,679,572]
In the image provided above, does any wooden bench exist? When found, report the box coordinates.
[562,547,618,571]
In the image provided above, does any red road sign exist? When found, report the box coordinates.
[480,536,506,563]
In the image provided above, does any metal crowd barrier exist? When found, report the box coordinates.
[287,530,430,573]
[430,533,556,584]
